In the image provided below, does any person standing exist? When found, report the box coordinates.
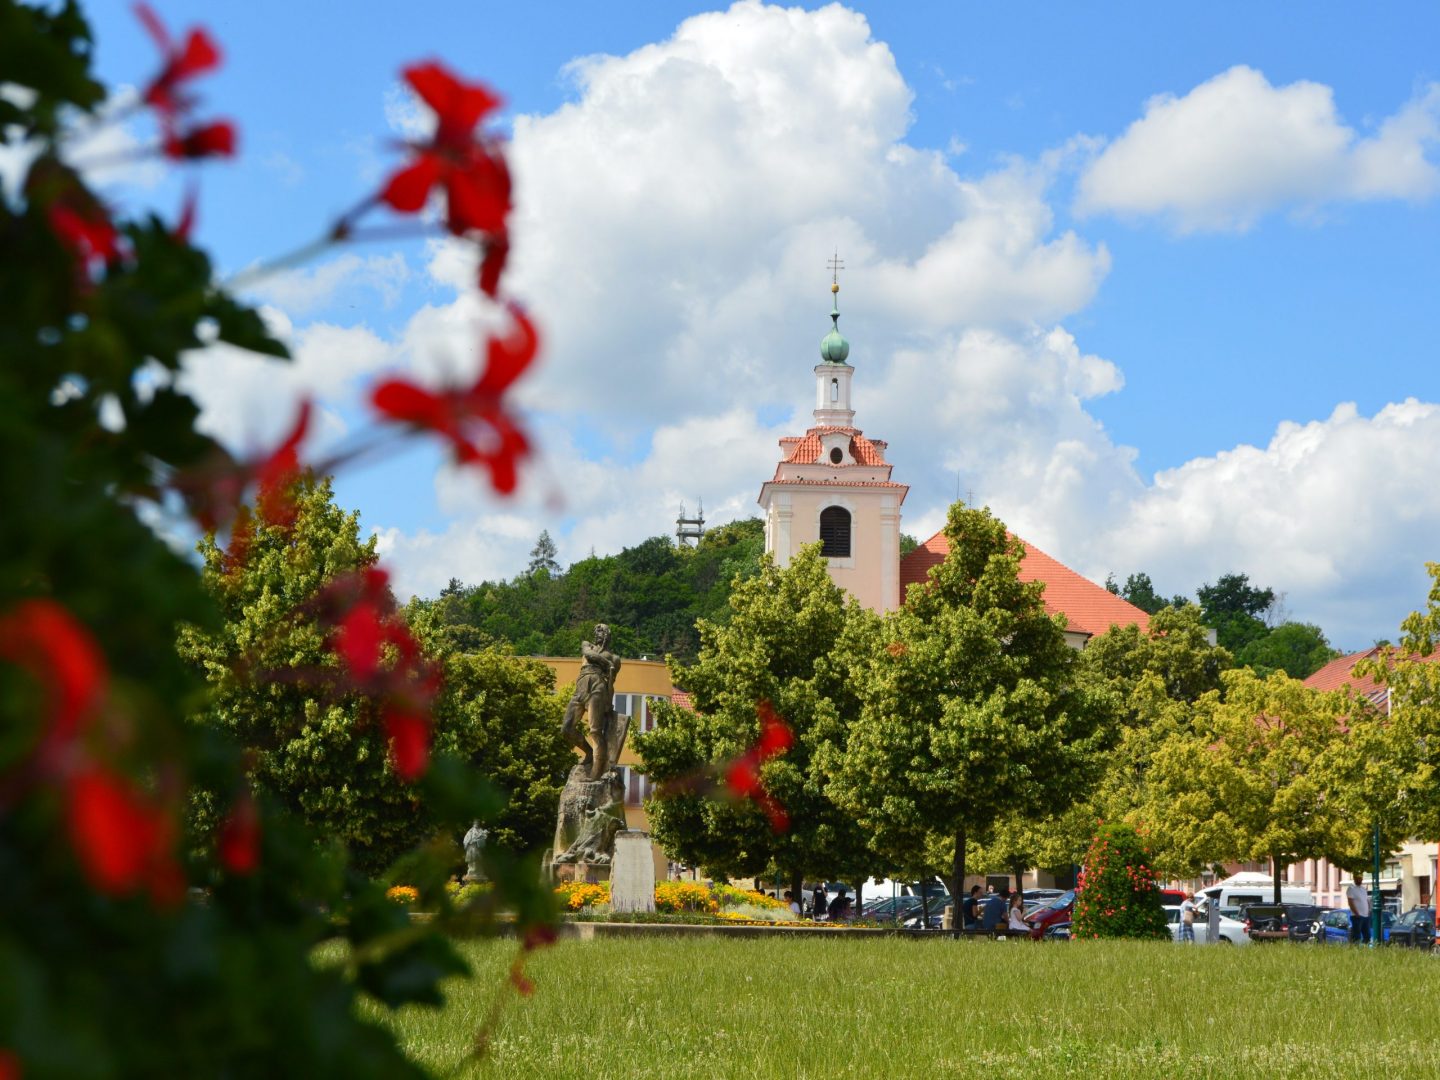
[811,885,828,920]
[1178,892,1197,943]
[1346,873,1372,944]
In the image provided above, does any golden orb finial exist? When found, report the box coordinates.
[831,282,839,294]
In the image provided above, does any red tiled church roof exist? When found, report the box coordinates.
[1303,647,1440,707]
[780,426,889,467]
[898,530,1151,638]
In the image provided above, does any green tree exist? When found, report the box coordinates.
[1235,621,1339,679]
[527,529,560,576]
[1349,563,1440,849]
[180,477,571,872]
[1145,668,1355,901]
[1069,605,1234,875]
[406,608,572,855]
[1071,823,1170,940]
[638,546,877,902]
[1198,572,1275,652]
[830,502,1110,901]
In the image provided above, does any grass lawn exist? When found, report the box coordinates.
[372,935,1440,1078]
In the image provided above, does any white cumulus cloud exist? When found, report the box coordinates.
[1076,66,1440,232]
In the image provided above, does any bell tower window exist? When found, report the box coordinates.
[819,506,851,558]
[831,378,839,401]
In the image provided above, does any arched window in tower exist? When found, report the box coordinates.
[830,377,839,402]
[819,506,851,558]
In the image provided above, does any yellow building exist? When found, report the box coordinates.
[537,655,675,876]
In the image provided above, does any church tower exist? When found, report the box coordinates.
[758,263,907,613]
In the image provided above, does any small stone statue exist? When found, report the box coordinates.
[561,622,623,780]
[462,820,489,883]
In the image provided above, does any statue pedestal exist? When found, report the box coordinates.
[550,762,628,878]
[610,831,656,913]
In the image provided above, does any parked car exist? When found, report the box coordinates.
[1041,921,1072,941]
[1185,901,1251,945]
[1242,903,1322,943]
[1025,890,1075,940]
[1316,908,1393,944]
[1386,906,1436,949]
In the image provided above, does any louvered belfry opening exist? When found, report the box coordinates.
[819,506,851,558]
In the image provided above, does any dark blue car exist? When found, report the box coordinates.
[1316,907,1392,944]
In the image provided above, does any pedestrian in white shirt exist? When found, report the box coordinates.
[1346,873,1372,944]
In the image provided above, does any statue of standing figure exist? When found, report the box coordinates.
[462,821,488,882]
[561,623,623,780]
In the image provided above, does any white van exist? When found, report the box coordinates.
[1196,876,1314,915]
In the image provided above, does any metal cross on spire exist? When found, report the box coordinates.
[827,250,845,286]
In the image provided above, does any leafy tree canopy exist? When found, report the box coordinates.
[638,545,878,899]
[1144,668,1360,896]
[179,476,571,873]
[416,517,766,662]
[831,502,1112,898]
[1235,621,1339,680]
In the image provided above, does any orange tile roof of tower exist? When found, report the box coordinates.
[899,529,1151,638]
[780,426,889,467]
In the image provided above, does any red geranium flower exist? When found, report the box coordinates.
[370,306,536,494]
[384,707,430,782]
[0,599,107,750]
[163,119,236,160]
[254,400,311,527]
[66,767,180,901]
[721,699,795,831]
[48,203,121,278]
[380,61,510,238]
[334,601,385,682]
[135,3,221,118]
[217,791,261,875]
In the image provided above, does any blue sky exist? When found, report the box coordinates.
[74,1,1440,647]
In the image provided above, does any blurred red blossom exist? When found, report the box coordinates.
[135,3,221,117]
[174,400,311,535]
[48,203,121,278]
[0,599,107,750]
[370,305,536,493]
[162,120,236,160]
[380,61,510,238]
[383,708,431,782]
[723,700,795,831]
[254,401,311,527]
[66,767,181,904]
[334,602,385,682]
[217,791,261,875]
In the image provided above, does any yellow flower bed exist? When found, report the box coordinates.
[714,885,787,911]
[555,880,611,910]
[386,885,419,906]
[654,881,719,914]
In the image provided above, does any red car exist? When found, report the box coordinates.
[1026,890,1075,939]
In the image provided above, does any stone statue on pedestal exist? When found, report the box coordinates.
[462,821,488,883]
[552,623,631,879]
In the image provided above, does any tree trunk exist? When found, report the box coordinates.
[1013,861,1026,909]
[949,826,967,927]
[1272,855,1282,904]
